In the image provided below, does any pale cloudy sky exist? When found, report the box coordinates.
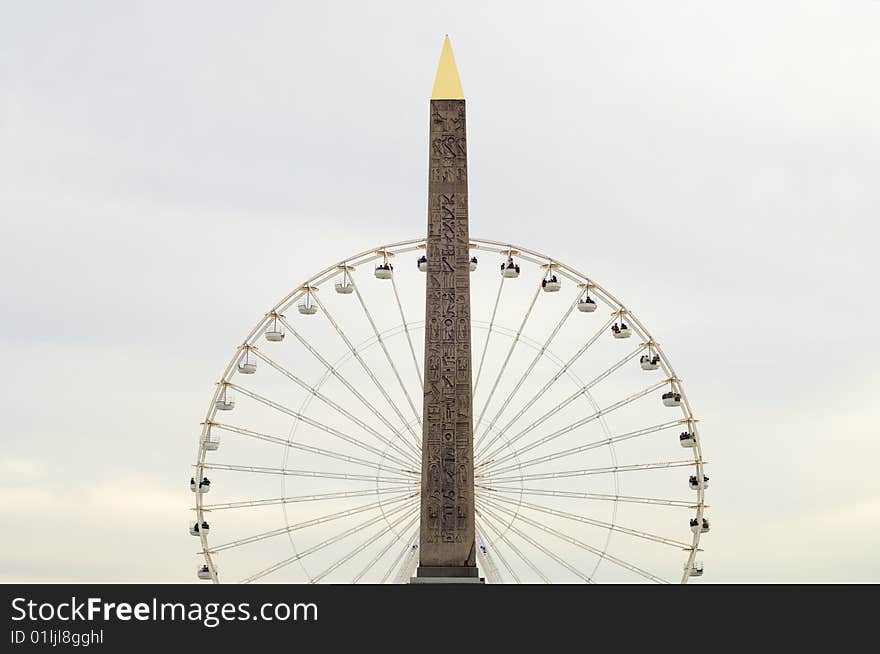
[1,1,879,582]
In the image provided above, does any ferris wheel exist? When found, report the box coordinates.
[190,237,708,584]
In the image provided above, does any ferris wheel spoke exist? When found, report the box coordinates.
[352,514,420,584]
[391,275,424,392]
[200,462,418,485]
[475,526,504,584]
[206,492,418,555]
[483,493,693,549]
[477,345,644,465]
[483,419,681,478]
[476,505,549,583]
[241,498,417,584]
[481,485,697,509]
[309,295,422,448]
[478,344,645,464]
[250,350,419,467]
[480,496,668,584]
[473,275,543,437]
[228,383,415,469]
[315,506,421,584]
[476,315,617,458]
[280,317,421,459]
[472,274,506,396]
[209,423,416,479]
[350,282,423,431]
[474,315,615,459]
[475,289,581,448]
[479,459,699,485]
[199,487,414,512]
[479,501,595,583]
[481,378,667,470]
[380,527,419,584]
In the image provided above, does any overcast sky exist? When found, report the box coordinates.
[1,1,879,582]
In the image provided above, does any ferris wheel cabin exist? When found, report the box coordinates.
[611,322,631,339]
[542,275,561,292]
[375,263,394,279]
[690,517,710,534]
[686,562,704,577]
[189,521,210,537]
[214,391,235,411]
[264,314,285,342]
[662,391,682,407]
[238,348,257,374]
[577,297,598,312]
[501,256,520,278]
[640,354,660,370]
[689,475,710,491]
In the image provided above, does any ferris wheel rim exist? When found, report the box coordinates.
[193,236,707,584]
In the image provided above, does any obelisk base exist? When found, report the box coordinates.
[410,566,484,584]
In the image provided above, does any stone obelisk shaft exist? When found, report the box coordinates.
[417,39,477,578]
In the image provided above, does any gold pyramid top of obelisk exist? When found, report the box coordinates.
[431,35,464,99]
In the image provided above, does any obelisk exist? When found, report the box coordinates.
[415,36,480,582]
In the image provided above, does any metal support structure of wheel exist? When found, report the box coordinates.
[191,237,708,584]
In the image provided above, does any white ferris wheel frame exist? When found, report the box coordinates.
[193,236,707,584]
